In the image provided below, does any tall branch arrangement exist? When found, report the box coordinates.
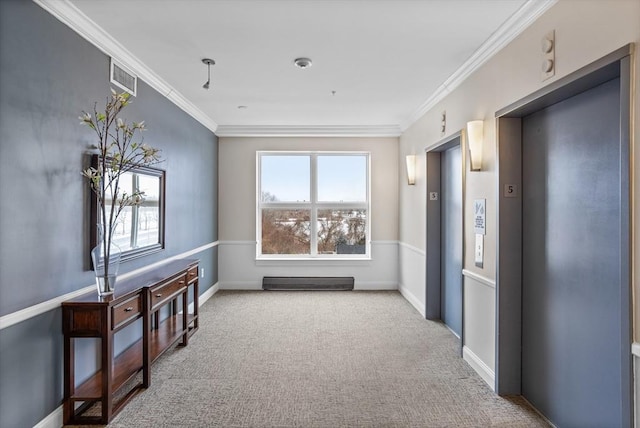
[80,89,161,275]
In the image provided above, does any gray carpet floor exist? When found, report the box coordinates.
[104,290,549,427]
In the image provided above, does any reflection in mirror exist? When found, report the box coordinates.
[90,158,165,263]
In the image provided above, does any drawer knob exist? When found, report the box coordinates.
[155,293,162,298]
[179,281,185,285]
[124,307,134,312]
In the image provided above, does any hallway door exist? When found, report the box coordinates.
[440,145,462,337]
[521,77,626,427]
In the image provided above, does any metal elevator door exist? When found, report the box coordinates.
[522,78,624,427]
[440,145,462,337]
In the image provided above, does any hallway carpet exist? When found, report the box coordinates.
[108,291,548,427]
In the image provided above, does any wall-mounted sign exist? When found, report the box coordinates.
[474,199,486,235]
[504,184,518,198]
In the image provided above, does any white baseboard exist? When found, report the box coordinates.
[398,284,425,317]
[355,281,397,290]
[634,343,640,428]
[199,282,219,305]
[463,345,495,390]
[33,405,62,428]
[220,281,262,290]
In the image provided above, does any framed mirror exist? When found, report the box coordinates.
[90,156,165,263]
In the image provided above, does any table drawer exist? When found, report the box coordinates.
[112,294,142,330]
[187,266,198,284]
[150,276,186,311]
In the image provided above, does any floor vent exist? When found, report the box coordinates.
[262,276,354,291]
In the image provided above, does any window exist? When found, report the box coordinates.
[257,152,370,258]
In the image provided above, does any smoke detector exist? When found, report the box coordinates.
[294,58,313,69]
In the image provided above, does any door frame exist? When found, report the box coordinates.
[494,44,633,425]
[425,131,466,351]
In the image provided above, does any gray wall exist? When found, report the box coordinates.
[0,1,218,426]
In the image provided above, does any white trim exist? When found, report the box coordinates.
[462,269,496,289]
[399,284,426,317]
[195,282,219,309]
[248,240,396,264]
[255,258,372,266]
[400,0,558,131]
[374,240,400,246]
[355,281,398,290]
[216,125,402,137]
[399,241,426,257]
[33,0,556,138]
[220,280,261,290]
[219,240,257,246]
[256,151,372,259]
[32,0,218,133]
[634,346,640,428]
[0,241,219,331]
[463,345,495,390]
[33,405,62,428]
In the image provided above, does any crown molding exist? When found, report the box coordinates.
[400,0,558,131]
[215,124,402,138]
[35,0,555,138]
[33,0,218,134]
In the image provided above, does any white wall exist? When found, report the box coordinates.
[219,136,399,290]
[398,0,640,390]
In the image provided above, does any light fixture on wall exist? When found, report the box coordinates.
[202,58,215,89]
[466,120,484,171]
[406,155,416,185]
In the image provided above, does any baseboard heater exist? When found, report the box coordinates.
[262,276,354,291]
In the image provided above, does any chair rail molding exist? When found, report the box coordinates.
[0,241,219,330]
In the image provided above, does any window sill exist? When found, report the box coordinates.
[255,257,371,267]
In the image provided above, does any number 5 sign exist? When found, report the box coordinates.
[504,184,518,198]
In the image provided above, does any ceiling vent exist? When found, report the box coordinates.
[110,58,137,96]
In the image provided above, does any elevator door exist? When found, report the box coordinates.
[522,78,624,427]
[440,145,462,337]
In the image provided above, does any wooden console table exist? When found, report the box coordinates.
[62,259,199,425]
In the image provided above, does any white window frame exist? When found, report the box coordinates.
[256,151,371,260]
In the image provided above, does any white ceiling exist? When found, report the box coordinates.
[60,0,549,136]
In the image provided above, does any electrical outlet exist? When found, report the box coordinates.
[201,268,205,278]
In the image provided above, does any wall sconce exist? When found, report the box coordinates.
[466,120,484,171]
[406,155,416,185]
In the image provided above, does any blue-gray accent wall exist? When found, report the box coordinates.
[0,1,218,426]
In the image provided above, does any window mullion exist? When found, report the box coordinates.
[310,154,318,256]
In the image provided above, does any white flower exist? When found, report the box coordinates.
[79,112,91,124]
[140,144,160,163]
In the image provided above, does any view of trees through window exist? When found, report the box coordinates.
[103,172,160,251]
[258,152,369,257]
